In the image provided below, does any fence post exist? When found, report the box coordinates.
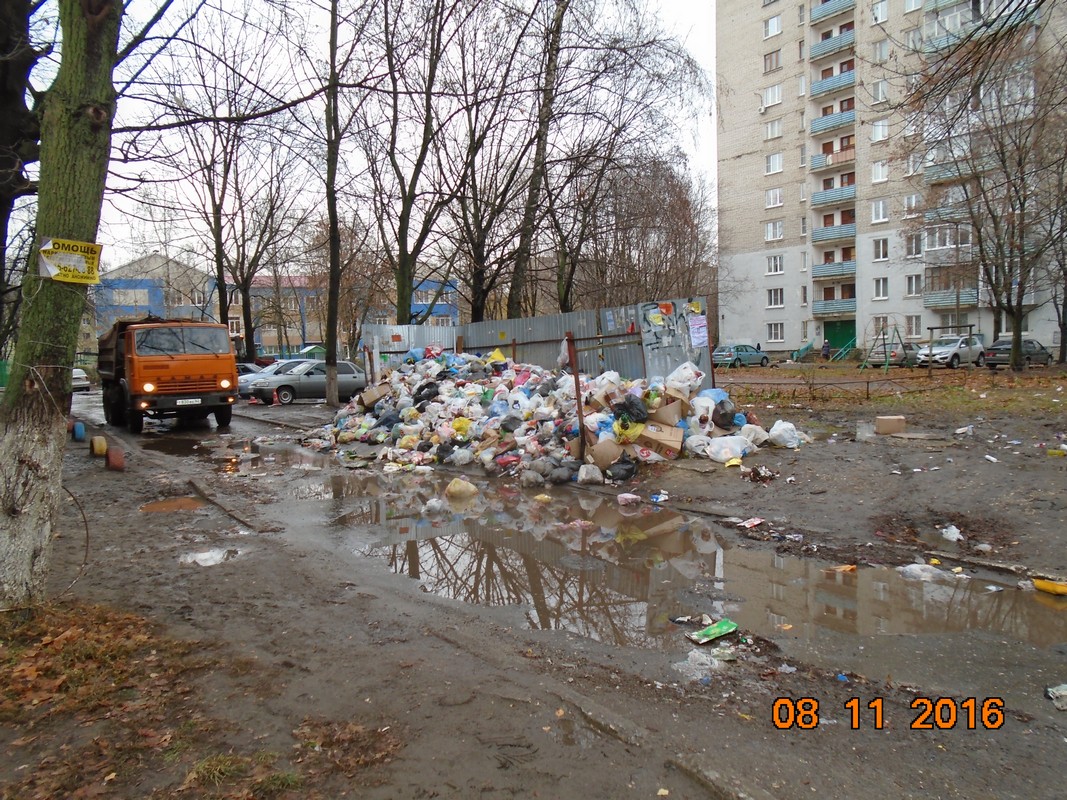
[567,331,586,462]
[456,334,464,355]
[511,338,518,363]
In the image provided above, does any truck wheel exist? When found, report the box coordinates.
[128,409,144,434]
[277,386,296,405]
[214,406,233,427]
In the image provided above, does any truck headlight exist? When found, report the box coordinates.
[143,382,156,392]
[220,378,232,389]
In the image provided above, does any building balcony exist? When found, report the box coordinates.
[811,223,856,243]
[809,147,856,172]
[811,185,856,208]
[811,0,856,24]
[922,2,1039,53]
[811,70,855,98]
[810,29,855,62]
[812,260,857,279]
[811,109,855,135]
[813,298,857,316]
[922,288,979,309]
[923,206,967,223]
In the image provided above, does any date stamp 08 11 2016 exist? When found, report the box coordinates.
[772,696,1006,731]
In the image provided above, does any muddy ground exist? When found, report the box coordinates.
[2,368,1066,799]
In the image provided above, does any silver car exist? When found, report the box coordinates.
[915,335,985,369]
[249,359,367,404]
[71,368,91,392]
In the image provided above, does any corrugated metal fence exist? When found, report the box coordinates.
[362,296,712,387]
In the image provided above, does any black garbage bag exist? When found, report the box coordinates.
[412,381,440,405]
[712,398,736,429]
[374,411,401,431]
[500,415,523,433]
[605,454,637,482]
[612,394,649,423]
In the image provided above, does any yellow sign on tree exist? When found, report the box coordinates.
[38,237,103,284]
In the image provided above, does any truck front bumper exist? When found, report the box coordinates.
[134,393,238,413]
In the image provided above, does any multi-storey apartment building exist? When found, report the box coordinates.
[715,0,1058,358]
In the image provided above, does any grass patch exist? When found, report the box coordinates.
[186,753,250,787]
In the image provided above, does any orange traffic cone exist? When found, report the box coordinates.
[272,388,279,406]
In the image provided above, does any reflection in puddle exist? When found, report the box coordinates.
[179,548,241,566]
[280,469,1067,655]
[140,496,207,512]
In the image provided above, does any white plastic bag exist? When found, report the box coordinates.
[739,424,769,446]
[665,362,705,394]
[768,420,801,448]
[704,435,752,463]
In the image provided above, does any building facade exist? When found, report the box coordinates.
[715,0,1058,357]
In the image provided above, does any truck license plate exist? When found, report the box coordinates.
[176,398,201,406]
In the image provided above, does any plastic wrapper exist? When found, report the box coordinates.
[704,435,752,464]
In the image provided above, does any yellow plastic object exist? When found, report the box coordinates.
[486,348,507,363]
[1033,578,1067,596]
[724,457,742,468]
[89,436,108,457]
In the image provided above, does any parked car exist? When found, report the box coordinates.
[71,367,91,392]
[984,338,1053,369]
[236,362,262,377]
[238,359,310,398]
[713,344,769,368]
[914,335,985,368]
[249,359,367,404]
[867,342,920,367]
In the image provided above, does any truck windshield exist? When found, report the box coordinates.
[133,326,231,356]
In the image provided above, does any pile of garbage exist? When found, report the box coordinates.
[298,347,811,484]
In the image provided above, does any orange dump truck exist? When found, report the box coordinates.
[97,316,238,434]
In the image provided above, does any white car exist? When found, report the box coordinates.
[72,368,91,392]
[915,335,985,368]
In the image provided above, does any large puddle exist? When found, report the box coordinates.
[192,438,1066,712]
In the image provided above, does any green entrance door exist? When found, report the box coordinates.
[824,320,856,351]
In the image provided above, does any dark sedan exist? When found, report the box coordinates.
[984,339,1053,369]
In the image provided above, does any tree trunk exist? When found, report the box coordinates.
[0,0,123,610]
[323,0,342,407]
[507,0,568,319]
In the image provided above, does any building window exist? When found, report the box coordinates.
[798,3,805,24]
[799,182,807,201]
[905,314,922,338]
[872,160,889,183]
[905,27,922,50]
[871,199,889,223]
[906,274,923,296]
[905,0,921,11]
[925,224,971,250]
[763,84,782,106]
[765,220,784,240]
[870,79,888,104]
[765,118,783,139]
[872,315,889,333]
[873,39,888,63]
[799,144,807,166]
[906,233,923,257]
[767,288,785,308]
[871,117,889,142]
[768,322,785,342]
[905,151,923,175]
[873,277,889,299]
[903,193,921,217]
[764,50,782,72]
[801,320,809,340]
[941,312,969,331]
[800,216,807,235]
[766,152,783,174]
[798,39,805,60]
[764,15,782,38]
[766,187,783,208]
[767,254,784,274]
[798,75,806,95]
[871,1,887,24]
[228,319,242,337]
[801,250,808,271]
[800,285,808,305]
[873,238,889,260]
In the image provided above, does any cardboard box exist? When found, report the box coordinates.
[358,383,390,408]
[589,382,627,411]
[649,400,682,426]
[636,422,684,460]
[590,439,625,471]
[664,387,693,417]
[874,415,906,435]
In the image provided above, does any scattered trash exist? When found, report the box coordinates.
[940,524,964,543]
[445,478,479,499]
[685,618,739,645]
[650,491,669,503]
[616,492,641,505]
[738,517,764,529]
[1046,684,1067,711]
[672,649,723,681]
[984,455,999,463]
[1033,578,1067,597]
[898,563,948,582]
[985,585,1004,593]
[778,664,797,674]
[836,673,849,682]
